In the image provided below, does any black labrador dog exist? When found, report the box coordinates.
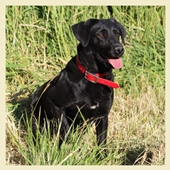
[31,18,126,149]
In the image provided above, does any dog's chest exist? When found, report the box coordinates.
[90,102,99,109]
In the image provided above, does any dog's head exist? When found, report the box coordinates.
[72,18,126,69]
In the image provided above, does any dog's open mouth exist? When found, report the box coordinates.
[108,58,122,69]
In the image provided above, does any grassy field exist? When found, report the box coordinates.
[6,6,165,165]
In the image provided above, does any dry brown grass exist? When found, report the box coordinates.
[108,85,165,165]
[6,113,25,165]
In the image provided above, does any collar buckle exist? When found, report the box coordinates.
[85,71,99,84]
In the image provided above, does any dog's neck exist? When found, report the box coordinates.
[77,44,112,74]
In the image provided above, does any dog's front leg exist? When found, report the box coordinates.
[49,102,70,148]
[95,115,108,147]
[58,114,70,148]
[95,116,108,158]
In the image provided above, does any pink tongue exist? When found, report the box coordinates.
[108,58,122,69]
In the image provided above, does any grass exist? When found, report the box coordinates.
[6,6,165,165]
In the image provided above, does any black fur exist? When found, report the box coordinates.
[31,18,126,149]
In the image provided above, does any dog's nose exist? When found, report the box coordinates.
[115,46,124,54]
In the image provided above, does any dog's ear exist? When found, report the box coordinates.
[72,19,99,47]
[110,18,126,45]
[118,23,126,45]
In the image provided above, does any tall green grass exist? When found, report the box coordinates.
[6,6,165,165]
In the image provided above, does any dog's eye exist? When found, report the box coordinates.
[115,33,120,37]
[113,29,120,37]
[97,33,104,37]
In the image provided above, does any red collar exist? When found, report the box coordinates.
[76,56,119,89]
